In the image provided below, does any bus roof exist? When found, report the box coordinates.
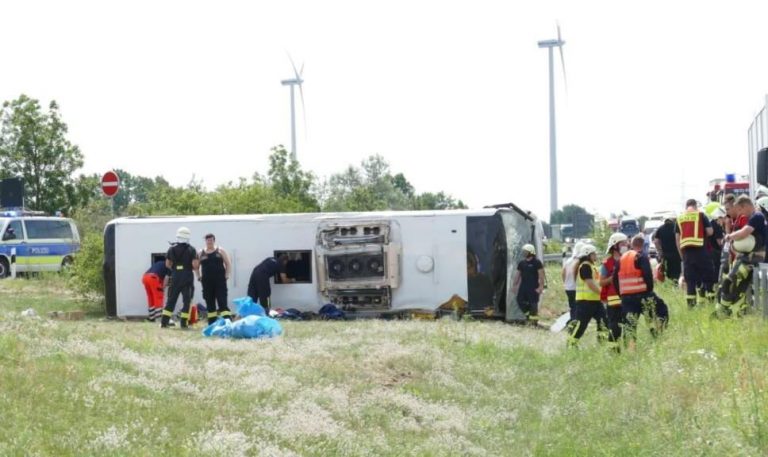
[106,208,538,227]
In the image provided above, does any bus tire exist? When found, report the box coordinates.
[0,257,8,279]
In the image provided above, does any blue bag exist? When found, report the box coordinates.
[202,315,283,339]
[202,318,232,338]
[232,296,266,317]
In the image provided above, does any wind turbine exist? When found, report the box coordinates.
[537,24,567,218]
[280,57,306,161]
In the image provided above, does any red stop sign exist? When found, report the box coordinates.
[101,171,120,197]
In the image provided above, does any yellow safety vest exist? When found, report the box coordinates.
[677,211,704,249]
[576,261,601,301]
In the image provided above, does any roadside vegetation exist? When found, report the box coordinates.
[2,267,768,456]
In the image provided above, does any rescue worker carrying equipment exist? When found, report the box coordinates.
[160,227,200,329]
[675,199,716,308]
[717,195,768,317]
[600,233,628,346]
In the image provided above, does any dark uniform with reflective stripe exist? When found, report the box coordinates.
[676,210,715,307]
[200,248,231,324]
[161,242,198,328]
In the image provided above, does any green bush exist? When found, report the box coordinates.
[68,231,104,300]
[544,239,563,254]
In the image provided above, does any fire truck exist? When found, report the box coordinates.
[707,175,749,204]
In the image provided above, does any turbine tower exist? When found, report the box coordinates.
[537,25,567,217]
[281,57,305,160]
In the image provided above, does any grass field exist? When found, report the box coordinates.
[1,268,768,456]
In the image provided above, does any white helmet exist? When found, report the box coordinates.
[572,241,585,259]
[522,244,536,256]
[606,232,629,254]
[711,207,726,219]
[579,244,597,258]
[733,235,756,254]
[176,226,191,242]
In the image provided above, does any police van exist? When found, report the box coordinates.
[0,211,81,278]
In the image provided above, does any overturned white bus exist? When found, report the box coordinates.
[103,204,544,321]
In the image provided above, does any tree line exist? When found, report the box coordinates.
[0,95,465,236]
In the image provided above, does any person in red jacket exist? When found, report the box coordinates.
[142,260,171,322]
[600,233,628,348]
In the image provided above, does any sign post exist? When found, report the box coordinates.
[101,171,120,216]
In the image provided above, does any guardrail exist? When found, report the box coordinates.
[754,263,768,318]
[543,253,564,263]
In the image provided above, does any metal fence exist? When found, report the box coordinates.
[753,263,768,318]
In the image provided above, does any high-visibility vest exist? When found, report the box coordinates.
[618,250,648,295]
[576,261,601,301]
[600,256,621,306]
[677,210,704,249]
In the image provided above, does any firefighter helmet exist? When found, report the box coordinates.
[176,226,191,242]
[606,232,629,254]
[733,235,756,254]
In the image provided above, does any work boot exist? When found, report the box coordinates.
[160,316,171,328]
[179,318,189,329]
[208,317,217,326]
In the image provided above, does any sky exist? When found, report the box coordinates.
[1,0,767,221]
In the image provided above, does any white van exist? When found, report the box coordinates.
[0,214,81,277]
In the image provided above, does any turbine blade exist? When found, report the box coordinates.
[289,55,301,83]
[559,45,568,93]
[299,62,305,78]
[557,24,568,94]
[299,78,307,140]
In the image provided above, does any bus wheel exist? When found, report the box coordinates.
[0,258,8,279]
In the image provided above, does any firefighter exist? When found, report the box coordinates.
[709,207,726,275]
[613,235,669,349]
[652,216,681,282]
[247,254,293,314]
[160,227,200,329]
[142,260,171,322]
[675,199,715,308]
[566,244,609,348]
[199,233,233,325]
[512,244,545,325]
[717,196,767,316]
[726,196,767,263]
[599,232,628,347]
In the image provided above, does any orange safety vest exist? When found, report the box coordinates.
[677,210,704,249]
[600,256,621,306]
[618,250,648,295]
